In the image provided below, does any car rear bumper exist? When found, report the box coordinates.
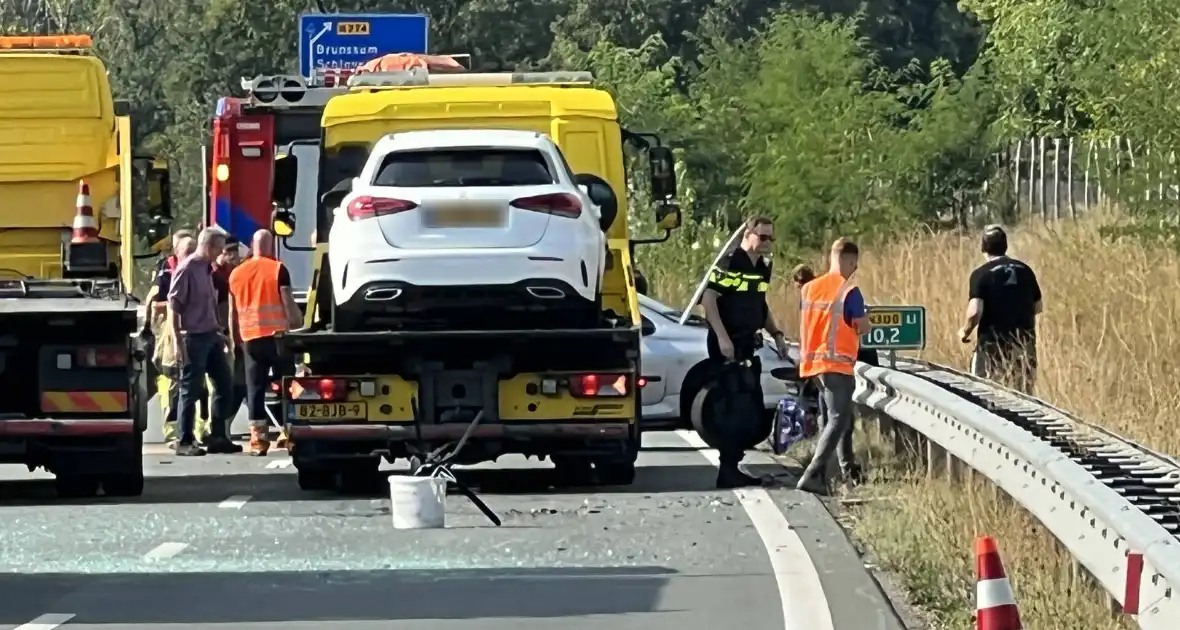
[333,279,599,330]
[334,250,597,304]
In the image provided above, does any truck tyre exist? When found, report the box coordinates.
[594,460,636,486]
[296,465,335,491]
[339,459,382,494]
[103,433,145,497]
[55,475,101,499]
[552,455,594,487]
[593,437,639,486]
[103,471,145,497]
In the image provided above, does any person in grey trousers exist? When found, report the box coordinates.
[794,239,871,495]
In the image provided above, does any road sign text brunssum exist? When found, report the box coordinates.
[298,13,429,77]
[861,305,926,351]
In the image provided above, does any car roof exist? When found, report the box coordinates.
[372,129,552,153]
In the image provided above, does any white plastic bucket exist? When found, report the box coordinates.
[388,473,447,529]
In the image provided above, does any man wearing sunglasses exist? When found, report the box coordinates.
[701,216,787,488]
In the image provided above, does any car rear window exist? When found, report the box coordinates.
[373,149,555,187]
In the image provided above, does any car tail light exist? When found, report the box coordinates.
[571,373,629,397]
[77,346,128,368]
[347,196,418,221]
[510,193,581,219]
[289,377,348,401]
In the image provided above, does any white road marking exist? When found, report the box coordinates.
[265,459,293,469]
[675,429,835,630]
[219,495,252,509]
[143,542,188,561]
[14,614,75,630]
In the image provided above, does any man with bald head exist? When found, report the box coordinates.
[229,229,302,455]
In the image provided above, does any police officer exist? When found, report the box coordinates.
[701,216,789,489]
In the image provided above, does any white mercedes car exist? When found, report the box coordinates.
[638,293,800,429]
[327,129,607,331]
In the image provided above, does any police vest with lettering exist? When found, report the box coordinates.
[798,271,860,378]
[229,257,289,342]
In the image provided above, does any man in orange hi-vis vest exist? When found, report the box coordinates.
[228,230,302,455]
[796,238,872,495]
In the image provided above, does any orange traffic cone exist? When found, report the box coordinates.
[975,535,1023,630]
[71,180,99,244]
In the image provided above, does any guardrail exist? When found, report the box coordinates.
[852,359,1180,629]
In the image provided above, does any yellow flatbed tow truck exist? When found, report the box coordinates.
[260,66,681,492]
[0,34,172,497]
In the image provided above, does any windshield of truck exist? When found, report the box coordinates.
[372,149,554,187]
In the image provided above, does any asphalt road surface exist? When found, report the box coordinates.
[0,430,905,630]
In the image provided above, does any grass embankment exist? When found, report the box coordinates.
[647,217,1165,628]
[810,220,1161,628]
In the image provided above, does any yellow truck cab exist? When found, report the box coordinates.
[0,35,172,498]
[266,68,681,491]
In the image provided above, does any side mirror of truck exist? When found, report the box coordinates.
[147,160,172,219]
[655,205,681,231]
[273,153,299,208]
[271,209,296,238]
[573,173,618,232]
[321,178,354,211]
[648,146,677,204]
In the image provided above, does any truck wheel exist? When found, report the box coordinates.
[552,455,594,488]
[55,475,101,499]
[594,437,639,486]
[103,472,145,497]
[103,433,145,497]
[296,466,335,492]
[594,460,636,486]
[339,460,382,494]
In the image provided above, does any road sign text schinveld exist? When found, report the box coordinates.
[298,13,429,78]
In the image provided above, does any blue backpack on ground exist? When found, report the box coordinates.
[768,396,813,455]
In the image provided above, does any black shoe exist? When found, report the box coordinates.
[795,475,830,495]
[843,464,865,486]
[175,443,206,457]
[717,467,763,489]
[204,438,243,454]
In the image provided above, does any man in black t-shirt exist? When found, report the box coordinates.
[701,216,789,489]
[957,225,1043,393]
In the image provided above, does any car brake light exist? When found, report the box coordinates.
[347,196,418,221]
[77,346,128,368]
[572,373,629,397]
[510,193,581,219]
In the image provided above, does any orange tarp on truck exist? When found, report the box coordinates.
[355,54,465,74]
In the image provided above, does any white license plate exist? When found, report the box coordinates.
[423,204,502,227]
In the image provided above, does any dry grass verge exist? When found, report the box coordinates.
[758,217,1166,628]
[829,429,1136,629]
[770,215,1180,455]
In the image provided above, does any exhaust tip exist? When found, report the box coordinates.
[364,287,403,302]
[526,286,565,299]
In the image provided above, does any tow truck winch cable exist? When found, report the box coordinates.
[406,402,501,526]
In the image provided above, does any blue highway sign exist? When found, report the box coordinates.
[298,13,429,78]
